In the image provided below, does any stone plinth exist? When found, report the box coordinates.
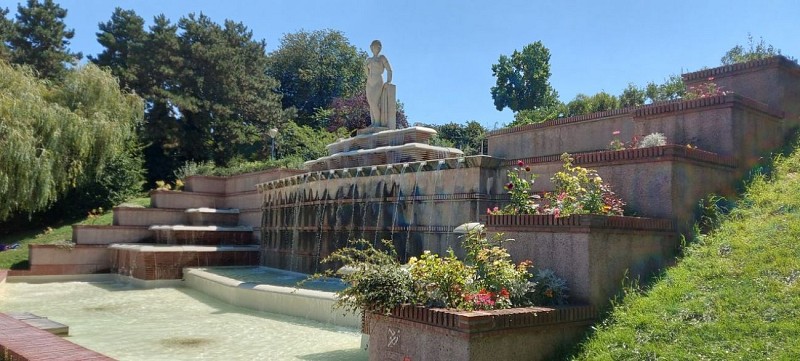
[328,126,437,153]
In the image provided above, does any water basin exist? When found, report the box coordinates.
[0,280,366,361]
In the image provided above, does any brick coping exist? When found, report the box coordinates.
[0,313,114,360]
[368,305,597,334]
[485,214,674,232]
[503,145,737,169]
[487,92,783,137]
[682,55,800,82]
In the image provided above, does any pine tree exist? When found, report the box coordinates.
[9,0,82,80]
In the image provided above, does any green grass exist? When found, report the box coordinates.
[571,144,800,360]
[0,197,150,269]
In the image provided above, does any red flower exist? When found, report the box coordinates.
[499,288,510,298]
[517,160,525,167]
[506,182,514,190]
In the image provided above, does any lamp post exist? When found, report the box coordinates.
[268,128,278,160]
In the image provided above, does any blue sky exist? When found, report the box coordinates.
[3,0,799,129]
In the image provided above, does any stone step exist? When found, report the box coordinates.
[73,225,152,245]
[185,207,240,226]
[109,244,260,281]
[113,207,187,226]
[148,225,255,245]
[149,190,223,209]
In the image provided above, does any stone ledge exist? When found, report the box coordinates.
[485,214,674,232]
[506,145,737,169]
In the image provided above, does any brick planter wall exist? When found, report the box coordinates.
[485,214,676,308]
[366,305,597,361]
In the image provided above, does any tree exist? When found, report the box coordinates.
[323,91,408,132]
[93,11,287,181]
[510,103,566,127]
[0,62,144,221]
[619,83,646,108]
[491,41,559,112]
[267,29,366,127]
[89,7,147,91]
[417,121,487,156]
[720,33,793,65]
[645,74,684,103]
[0,7,13,61]
[9,0,81,80]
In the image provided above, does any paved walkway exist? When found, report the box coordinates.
[0,313,114,361]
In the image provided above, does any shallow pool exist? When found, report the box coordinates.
[0,281,366,361]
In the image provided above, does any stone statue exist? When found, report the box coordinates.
[365,40,396,129]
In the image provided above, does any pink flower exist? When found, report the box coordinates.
[517,160,525,167]
[612,130,621,136]
[553,208,561,217]
[708,77,714,81]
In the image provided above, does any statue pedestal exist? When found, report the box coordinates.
[356,126,389,136]
[303,126,464,171]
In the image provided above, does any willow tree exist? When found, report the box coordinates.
[0,61,144,221]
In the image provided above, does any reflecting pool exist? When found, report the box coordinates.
[0,281,366,361]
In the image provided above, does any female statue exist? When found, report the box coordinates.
[365,40,393,127]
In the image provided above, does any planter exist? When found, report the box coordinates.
[366,304,597,361]
[485,214,676,308]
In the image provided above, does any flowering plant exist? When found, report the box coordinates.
[684,77,729,100]
[489,155,625,217]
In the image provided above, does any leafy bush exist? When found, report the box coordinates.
[314,230,564,314]
[315,239,414,315]
[530,268,569,306]
[408,250,468,308]
[639,132,667,148]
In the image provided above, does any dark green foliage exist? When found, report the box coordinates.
[89,7,147,91]
[417,121,487,155]
[618,82,646,108]
[9,0,81,80]
[323,91,408,132]
[565,91,620,117]
[491,41,559,112]
[267,29,366,127]
[93,10,287,182]
[0,7,13,61]
[275,120,348,161]
[645,74,685,102]
[510,103,567,127]
[313,239,415,315]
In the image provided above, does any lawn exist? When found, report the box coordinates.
[570,141,800,359]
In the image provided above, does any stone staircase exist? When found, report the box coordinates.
[13,169,304,280]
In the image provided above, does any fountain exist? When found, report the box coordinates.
[256,125,508,273]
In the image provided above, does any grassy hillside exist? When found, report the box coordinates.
[572,142,800,359]
[0,197,150,269]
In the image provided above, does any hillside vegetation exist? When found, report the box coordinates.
[572,141,800,359]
